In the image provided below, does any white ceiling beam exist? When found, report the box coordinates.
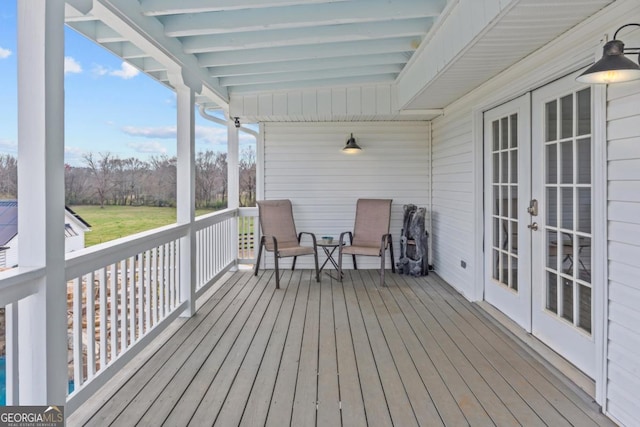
[182,18,431,54]
[141,0,353,16]
[198,38,416,67]
[228,74,396,95]
[162,0,444,37]
[219,64,403,87]
[208,53,409,77]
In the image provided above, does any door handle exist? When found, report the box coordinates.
[528,222,538,231]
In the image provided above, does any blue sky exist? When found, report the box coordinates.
[0,1,253,167]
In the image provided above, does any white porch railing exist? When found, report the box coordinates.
[0,207,259,413]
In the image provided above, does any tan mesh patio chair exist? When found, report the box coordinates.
[254,199,320,288]
[338,198,395,286]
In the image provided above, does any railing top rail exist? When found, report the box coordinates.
[194,207,238,231]
[0,266,45,306]
[65,222,189,280]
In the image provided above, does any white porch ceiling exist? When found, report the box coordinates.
[64,0,615,121]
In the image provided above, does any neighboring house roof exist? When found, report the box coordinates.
[0,200,18,247]
[0,200,91,247]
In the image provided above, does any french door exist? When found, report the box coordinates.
[484,94,532,330]
[484,74,596,377]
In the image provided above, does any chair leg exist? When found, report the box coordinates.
[352,255,357,270]
[389,240,395,273]
[254,238,264,276]
[274,254,280,289]
[314,251,320,282]
[292,256,297,271]
[338,247,343,282]
[380,252,386,287]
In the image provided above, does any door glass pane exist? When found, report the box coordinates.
[547,230,558,269]
[493,217,500,248]
[502,251,510,287]
[561,94,573,139]
[561,279,574,322]
[546,100,557,142]
[577,138,591,184]
[510,150,518,183]
[561,233,574,275]
[493,249,500,280]
[546,272,558,313]
[501,152,508,183]
[547,187,557,227]
[546,144,557,184]
[493,153,500,183]
[561,188,573,230]
[577,88,591,136]
[511,186,518,220]
[578,285,592,333]
[493,185,500,215]
[577,188,591,233]
[510,114,518,148]
[511,255,518,291]
[578,236,591,282]
[501,117,509,150]
[493,120,500,151]
[560,140,573,184]
[511,220,518,252]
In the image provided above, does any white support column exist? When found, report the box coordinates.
[16,0,67,405]
[175,82,197,317]
[227,116,240,269]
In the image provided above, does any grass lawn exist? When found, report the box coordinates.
[71,205,216,247]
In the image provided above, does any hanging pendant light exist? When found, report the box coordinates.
[342,133,362,153]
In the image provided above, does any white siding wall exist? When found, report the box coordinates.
[431,107,475,296]
[605,79,640,427]
[261,121,430,270]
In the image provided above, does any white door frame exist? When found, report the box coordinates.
[472,74,607,403]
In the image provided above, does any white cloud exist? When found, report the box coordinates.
[127,141,168,154]
[110,62,139,79]
[122,126,176,139]
[92,64,109,77]
[119,124,250,149]
[64,146,88,166]
[91,62,139,79]
[0,138,17,154]
[64,56,82,74]
[0,47,11,59]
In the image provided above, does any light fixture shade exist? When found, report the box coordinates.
[342,133,362,153]
[577,40,640,84]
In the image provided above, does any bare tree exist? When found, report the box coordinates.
[0,154,18,198]
[239,146,256,207]
[84,152,117,208]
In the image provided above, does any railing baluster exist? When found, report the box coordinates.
[145,249,151,332]
[120,259,128,350]
[99,268,107,369]
[151,247,158,326]
[86,272,96,379]
[110,263,117,360]
[72,277,83,389]
[129,256,136,343]
[137,253,144,338]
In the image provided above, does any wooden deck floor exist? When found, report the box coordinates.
[69,269,615,427]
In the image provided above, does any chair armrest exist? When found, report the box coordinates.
[339,231,353,246]
[298,232,318,248]
[262,235,279,254]
[381,233,392,250]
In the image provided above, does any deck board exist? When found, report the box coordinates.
[71,270,616,427]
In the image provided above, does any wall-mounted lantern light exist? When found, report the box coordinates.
[342,133,362,154]
[576,23,640,84]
